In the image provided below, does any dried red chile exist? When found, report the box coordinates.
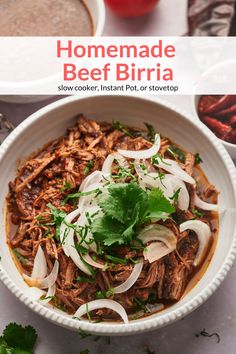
[197,95,236,144]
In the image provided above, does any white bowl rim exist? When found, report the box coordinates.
[0,94,236,335]
[191,94,236,151]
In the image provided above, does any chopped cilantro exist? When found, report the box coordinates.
[112,165,137,182]
[146,348,155,354]
[86,304,91,322]
[195,328,220,343]
[151,153,171,166]
[47,203,67,240]
[0,323,37,354]
[144,123,156,143]
[95,288,114,299]
[76,276,95,283]
[106,255,127,264]
[133,297,147,312]
[170,188,181,203]
[60,181,72,191]
[113,120,133,137]
[167,145,186,163]
[91,183,175,247]
[77,328,91,339]
[84,160,94,175]
[191,209,204,218]
[13,249,27,265]
[195,153,203,165]
[62,188,100,205]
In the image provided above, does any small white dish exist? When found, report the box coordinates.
[0,95,235,335]
[0,0,106,104]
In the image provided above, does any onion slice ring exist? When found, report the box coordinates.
[154,158,195,185]
[74,299,129,324]
[31,245,47,279]
[194,194,218,212]
[179,220,211,266]
[143,242,173,263]
[118,134,160,159]
[114,259,143,294]
[23,260,59,289]
[82,253,105,269]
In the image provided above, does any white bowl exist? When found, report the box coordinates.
[0,0,106,104]
[192,95,236,161]
[0,95,236,335]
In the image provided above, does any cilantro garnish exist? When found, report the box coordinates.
[62,188,100,205]
[195,328,220,343]
[95,287,114,299]
[60,181,72,191]
[13,249,27,265]
[77,328,91,339]
[91,183,175,247]
[47,203,67,240]
[106,255,127,264]
[167,145,186,163]
[113,120,134,137]
[0,323,37,354]
[76,276,95,283]
[145,348,155,354]
[194,153,203,165]
[84,160,94,176]
[144,123,156,143]
[170,188,181,203]
[191,209,204,218]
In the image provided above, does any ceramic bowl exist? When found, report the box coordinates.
[0,95,235,335]
[0,0,106,104]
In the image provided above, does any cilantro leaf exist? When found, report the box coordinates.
[91,183,175,247]
[98,183,148,224]
[0,323,37,354]
[92,215,126,246]
[144,188,175,222]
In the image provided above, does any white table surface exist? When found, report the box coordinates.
[0,2,236,353]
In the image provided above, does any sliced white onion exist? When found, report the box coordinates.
[195,193,218,212]
[179,220,211,266]
[146,303,164,313]
[66,228,92,275]
[60,208,81,257]
[31,245,47,279]
[25,287,45,301]
[102,153,128,175]
[74,299,129,324]
[138,224,177,250]
[42,284,56,304]
[82,253,104,269]
[164,174,190,211]
[114,259,143,294]
[143,242,173,263]
[79,170,104,192]
[78,182,104,210]
[23,260,59,289]
[118,134,160,160]
[154,158,195,185]
[60,208,95,275]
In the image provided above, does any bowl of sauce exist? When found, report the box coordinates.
[0,0,105,36]
[0,0,105,103]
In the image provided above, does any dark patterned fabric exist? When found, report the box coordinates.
[188,0,235,36]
